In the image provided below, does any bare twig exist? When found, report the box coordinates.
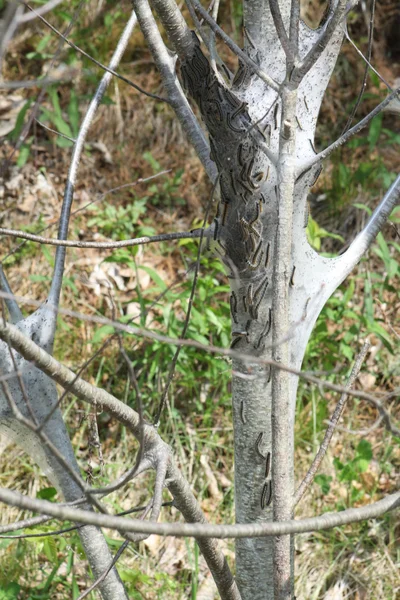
[24,4,168,103]
[299,87,400,173]
[0,265,22,323]
[77,541,129,600]
[1,1,86,178]
[0,486,398,538]
[117,342,145,486]
[0,501,174,538]
[293,341,370,507]
[343,22,391,93]
[1,172,170,264]
[289,0,300,54]
[332,415,383,436]
[1,298,399,422]
[132,0,217,182]
[34,118,76,143]
[268,0,295,62]
[342,0,376,133]
[18,0,65,23]
[188,0,280,91]
[0,227,205,249]
[293,0,348,82]
[154,178,219,426]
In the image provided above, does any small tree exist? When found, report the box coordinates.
[0,1,399,599]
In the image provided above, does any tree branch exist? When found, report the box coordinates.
[0,487,398,538]
[293,0,348,83]
[1,172,170,264]
[0,264,22,323]
[298,86,400,174]
[1,301,399,424]
[188,0,280,91]
[0,319,239,600]
[293,340,370,507]
[0,227,204,249]
[268,0,295,62]
[24,5,167,102]
[341,0,376,133]
[339,173,400,277]
[154,178,218,426]
[131,0,217,182]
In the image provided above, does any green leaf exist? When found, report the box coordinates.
[142,151,161,172]
[314,474,332,495]
[138,265,167,290]
[353,203,372,216]
[367,322,393,352]
[37,487,57,501]
[72,575,80,600]
[68,89,80,137]
[17,144,31,168]
[0,583,21,599]
[9,99,32,142]
[36,33,52,53]
[43,537,58,562]
[354,458,370,473]
[357,439,373,461]
[368,113,383,149]
[92,325,115,343]
[338,463,356,482]
[342,278,355,304]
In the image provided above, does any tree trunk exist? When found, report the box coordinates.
[179,8,345,597]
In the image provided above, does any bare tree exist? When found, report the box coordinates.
[0,1,399,600]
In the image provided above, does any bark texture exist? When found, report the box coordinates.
[179,8,345,597]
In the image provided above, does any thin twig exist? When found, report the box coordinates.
[35,118,76,143]
[344,23,391,93]
[341,0,376,133]
[118,340,145,486]
[35,262,200,433]
[298,86,400,173]
[154,178,219,426]
[0,501,174,538]
[1,0,87,178]
[332,415,382,437]
[24,4,169,103]
[268,0,295,62]
[1,297,399,424]
[188,0,280,91]
[18,0,65,23]
[132,0,217,182]
[293,340,370,507]
[289,0,300,55]
[1,172,170,263]
[293,0,348,83]
[0,227,204,249]
[77,540,129,600]
[0,486,398,538]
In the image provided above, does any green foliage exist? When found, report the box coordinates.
[334,440,373,505]
[39,87,80,148]
[95,236,231,420]
[326,102,400,212]
[143,152,185,206]
[306,215,344,252]
[314,474,333,495]
[87,197,149,240]
[0,584,21,600]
